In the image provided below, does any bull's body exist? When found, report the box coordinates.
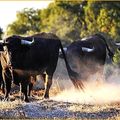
[0,52,36,98]
[65,34,114,81]
[0,33,78,102]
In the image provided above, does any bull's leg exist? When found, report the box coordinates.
[0,80,5,94]
[0,79,2,92]
[4,80,11,101]
[28,83,33,96]
[2,81,5,94]
[44,75,52,99]
[21,83,29,102]
[2,70,11,101]
[44,56,58,99]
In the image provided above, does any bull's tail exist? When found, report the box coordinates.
[59,41,84,90]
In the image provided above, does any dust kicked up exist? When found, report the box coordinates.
[51,58,120,105]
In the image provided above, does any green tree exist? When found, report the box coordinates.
[39,1,82,43]
[6,8,40,36]
[5,1,120,45]
[83,1,120,40]
[113,49,120,66]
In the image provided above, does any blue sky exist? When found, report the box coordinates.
[0,1,53,31]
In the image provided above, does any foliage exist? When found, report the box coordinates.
[39,1,82,42]
[113,49,120,66]
[6,8,40,36]
[4,1,120,63]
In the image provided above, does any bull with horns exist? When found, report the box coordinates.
[0,33,82,102]
[60,34,120,85]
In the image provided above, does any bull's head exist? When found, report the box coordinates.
[0,40,9,51]
[0,37,34,47]
[0,40,9,45]
[0,36,35,69]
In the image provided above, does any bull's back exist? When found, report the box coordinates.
[66,36,107,69]
[21,38,60,71]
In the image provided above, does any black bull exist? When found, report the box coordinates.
[60,34,116,84]
[0,58,36,97]
[0,33,80,102]
[0,52,43,97]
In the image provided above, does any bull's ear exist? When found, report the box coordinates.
[21,38,35,46]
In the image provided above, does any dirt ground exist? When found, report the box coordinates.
[0,88,120,120]
[0,59,120,119]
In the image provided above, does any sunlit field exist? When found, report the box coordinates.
[0,59,120,119]
[0,1,120,119]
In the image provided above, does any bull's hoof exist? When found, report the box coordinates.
[44,95,49,99]
[24,99,29,102]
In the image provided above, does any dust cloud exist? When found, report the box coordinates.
[52,58,120,105]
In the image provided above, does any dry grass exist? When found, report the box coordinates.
[0,87,120,119]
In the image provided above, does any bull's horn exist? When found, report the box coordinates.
[115,42,120,46]
[63,47,67,52]
[0,40,9,46]
[0,40,3,43]
[0,40,5,43]
[82,47,95,52]
[21,38,35,45]
[59,47,67,53]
